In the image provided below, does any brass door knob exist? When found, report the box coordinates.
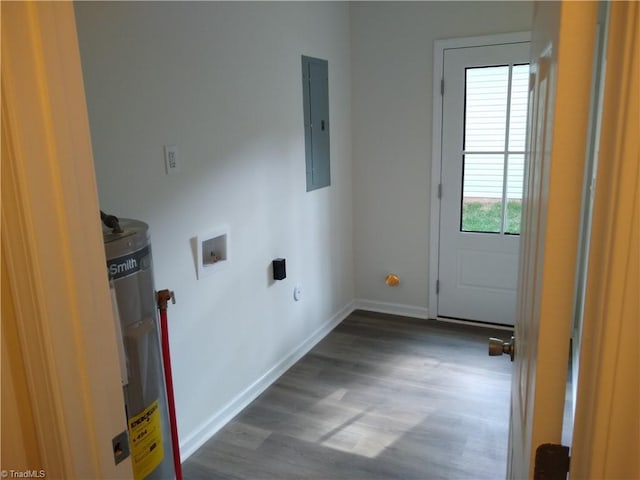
[488,336,515,361]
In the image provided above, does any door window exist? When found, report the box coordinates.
[461,64,529,234]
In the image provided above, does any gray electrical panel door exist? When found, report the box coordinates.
[302,56,330,191]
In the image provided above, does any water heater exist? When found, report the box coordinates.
[103,218,175,480]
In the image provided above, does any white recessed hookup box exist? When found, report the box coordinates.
[196,227,228,279]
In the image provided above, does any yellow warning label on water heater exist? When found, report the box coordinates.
[128,399,164,480]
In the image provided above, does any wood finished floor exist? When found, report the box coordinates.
[183,311,513,480]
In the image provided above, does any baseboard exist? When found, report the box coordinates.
[179,300,356,461]
[434,315,514,331]
[354,300,513,331]
[354,299,430,320]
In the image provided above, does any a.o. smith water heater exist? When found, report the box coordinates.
[103,218,175,480]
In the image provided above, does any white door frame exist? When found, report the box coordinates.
[570,1,639,476]
[429,31,531,326]
[2,2,132,478]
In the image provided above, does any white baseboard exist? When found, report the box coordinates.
[354,299,430,319]
[353,300,513,331]
[433,315,514,331]
[179,300,356,461]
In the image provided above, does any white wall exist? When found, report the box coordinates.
[75,0,533,459]
[74,1,353,457]
[351,2,532,314]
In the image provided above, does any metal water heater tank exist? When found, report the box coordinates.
[103,218,175,480]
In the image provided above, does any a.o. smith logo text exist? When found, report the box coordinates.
[107,245,150,280]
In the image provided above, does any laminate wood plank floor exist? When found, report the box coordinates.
[183,311,513,480]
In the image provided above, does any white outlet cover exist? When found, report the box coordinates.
[293,285,303,301]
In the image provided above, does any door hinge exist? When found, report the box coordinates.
[534,443,570,480]
[441,78,444,95]
[436,280,440,294]
[438,183,442,199]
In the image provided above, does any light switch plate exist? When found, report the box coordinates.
[164,144,181,174]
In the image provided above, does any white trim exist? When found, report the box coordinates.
[354,299,430,320]
[429,31,532,320]
[571,1,640,476]
[571,0,610,425]
[435,31,531,52]
[179,301,356,460]
[433,316,514,332]
[2,106,70,478]
[352,300,514,332]
[2,3,131,477]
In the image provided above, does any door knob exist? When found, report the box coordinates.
[488,336,515,361]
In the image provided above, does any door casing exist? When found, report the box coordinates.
[1,2,131,477]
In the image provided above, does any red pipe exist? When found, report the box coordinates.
[158,290,183,480]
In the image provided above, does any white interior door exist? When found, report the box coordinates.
[438,41,530,326]
[507,2,601,478]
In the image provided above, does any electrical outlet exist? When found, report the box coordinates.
[164,144,181,174]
